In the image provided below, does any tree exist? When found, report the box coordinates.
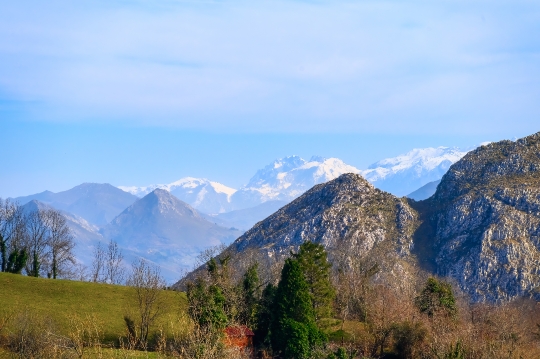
[254,283,277,347]
[91,242,106,283]
[239,263,260,328]
[271,258,326,359]
[416,277,457,318]
[126,259,165,350]
[293,241,335,322]
[186,277,228,331]
[25,209,50,277]
[106,239,125,284]
[0,200,26,273]
[45,209,75,279]
[6,248,28,274]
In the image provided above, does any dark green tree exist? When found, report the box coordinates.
[294,241,335,321]
[271,258,326,359]
[187,278,228,330]
[29,252,41,277]
[415,277,457,318]
[6,248,28,274]
[255,283,277,347]
[239,263,260,328]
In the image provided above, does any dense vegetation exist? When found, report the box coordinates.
[1,241,540,358]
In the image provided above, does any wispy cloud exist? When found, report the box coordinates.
[0,0,539,134]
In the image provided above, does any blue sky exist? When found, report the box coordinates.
[1,0,539,197]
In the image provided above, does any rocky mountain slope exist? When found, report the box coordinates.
[101,189,242,282]
[180,132,540,303]
[14,183,138,227]
[177,173,419,287]
[418,132,540,302]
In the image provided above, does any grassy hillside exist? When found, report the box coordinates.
[0,272,186,343]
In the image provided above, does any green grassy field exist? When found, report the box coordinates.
[0,272,186,344]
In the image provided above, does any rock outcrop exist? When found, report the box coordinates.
[178,132,540,303]
[422,132,540,302]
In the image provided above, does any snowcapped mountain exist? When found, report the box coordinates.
[119,177,236,214]
[361,147,469,196]
[101,189,242,283]
[229,156,361,210]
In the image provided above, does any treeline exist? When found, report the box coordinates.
[177,241,540,358]
[0,199,75,279]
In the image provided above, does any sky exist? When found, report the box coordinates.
[1,0,539,197]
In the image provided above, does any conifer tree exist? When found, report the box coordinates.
[239,263,260,328]
[294,241,335,321]
[6,248,28,274]
[271,258,326,359]
[255,283,276,347]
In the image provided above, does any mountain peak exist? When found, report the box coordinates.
[230,156,362,210]
[362,146,470,196]
[434,131,540,203]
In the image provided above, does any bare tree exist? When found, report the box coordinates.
[106,239,125,285]
[0,199,27,272]
[25,209,51,277]
[45,209,75,279]
[125,259,166,350]
[91,241,106,283]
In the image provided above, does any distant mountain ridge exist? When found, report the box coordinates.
[13,183,138,227]
[119,149,471,217]
[361,147,468,196]
[229,156,361,210]
[406,180,441,201]
[101,189,243,282]
[119,177,236,214]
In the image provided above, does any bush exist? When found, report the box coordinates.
[392,321,427,359]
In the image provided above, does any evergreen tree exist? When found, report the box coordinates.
[0,233,5,273]
[294,241,335,321]
[239,263,260,328]
[415,277,457,318]
[29,251,40,277]
[187,278,228,330]
[255,283,276,347]
[6,248,28,274]
[271,258,326,359]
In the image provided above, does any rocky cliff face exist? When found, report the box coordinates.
[231,173,417,260]
[179,132,540,303]
[178,173,419,287]
[422,132,540,302]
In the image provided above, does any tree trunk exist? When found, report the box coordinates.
[0,238,6,272]
[52,252,58,279]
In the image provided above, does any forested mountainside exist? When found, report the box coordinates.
[179,132,540,303]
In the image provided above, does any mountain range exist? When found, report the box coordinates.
[10,145,474,283]
[180,132,540,303]
[14,183,138,227]
[362,146,468,196]
[120,147,470,216]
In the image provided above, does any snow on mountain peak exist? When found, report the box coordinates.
[119,177,237,215]
[230,156,361,209]
[361,146,470,196]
